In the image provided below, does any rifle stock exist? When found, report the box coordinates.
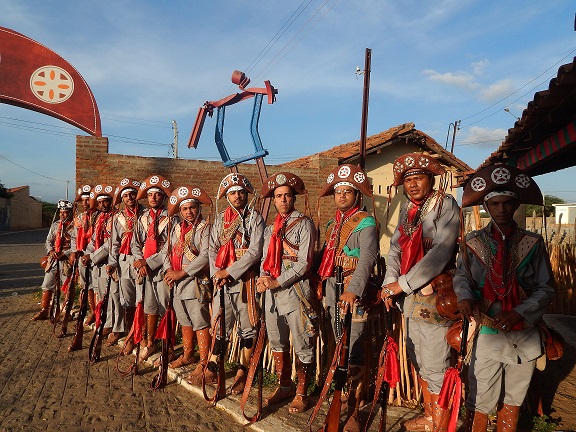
[89,276,111,364]
[203,283,227,405]
[58,259,78,337]
[69,262,91,351]
[49,260,61,326]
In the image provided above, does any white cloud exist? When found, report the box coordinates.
[478,79,515,102]
[471,59,489,75]
[459,126,507,147]
[422,69,479,91]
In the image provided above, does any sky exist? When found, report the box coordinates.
[1,0,575,203]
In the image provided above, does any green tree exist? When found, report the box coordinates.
[526,195,564,217]
[0,180,13,198]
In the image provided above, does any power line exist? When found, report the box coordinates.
[0,153,69,183]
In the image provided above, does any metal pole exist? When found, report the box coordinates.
[172,120,179,159]
[359,48,371,171]
[65,180,69,200]
[450,120,460,154]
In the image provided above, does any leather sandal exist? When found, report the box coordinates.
[105,332,121,347]
[404,414,433,431]
[343,413,362,432]
[139,344,157,362]
[186,364,208,386]
[265,385,296,406]
[288,394,309,413]
[121,338,136,356]
[230,368,247,395]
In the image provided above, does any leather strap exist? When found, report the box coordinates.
[240,319,267,422]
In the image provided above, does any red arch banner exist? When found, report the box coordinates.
[0,26,101,136]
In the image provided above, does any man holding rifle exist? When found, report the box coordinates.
[454,165,555,431]
[317,164,378,432]
[208,173,264,395]
[32,200,76,321]
[381,153,460,432]
[256,172,316,413]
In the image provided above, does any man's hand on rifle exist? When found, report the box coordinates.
[339,291,357,314]
[81,254,92,266]
[458,299,480,323]
[381,282,402,311]
[134,259,150,277]
[106,264,116,276]
[164,268,186,287]
[212,269,230,288]
[68,252,78,265]
[256,276,279,293]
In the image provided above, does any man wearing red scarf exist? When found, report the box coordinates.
[455,165,555,432]
[81,185,123,345]
[256,172,315,414]
[318,164,378,432]
[107,179,144,352]
[159,186,212,386]
[131,174,173,361]
[70,185,97,325]
[208,173,264,395]
[32,200,76,320]
[382,153,460,432]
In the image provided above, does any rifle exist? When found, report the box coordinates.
[49,260,62,326]
[117,276,145,376]
[151,283,176,389]
[203,282,227,405]
[57,258,78,337]
[240,288,266,422]
[363,308,400,432]
[88,276,111,364]
[308,265,351,432]
[68,262,91,351]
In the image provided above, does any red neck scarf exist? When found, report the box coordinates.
[171,220,194,271]
[54,219,71,253]
[397,196,428,275]
[94,211,113,250]
[483,224,522,330]
[215,206,241,270]
[76,211,92,251]
[119,205,137,255]
[144,207,163,259]
[318,205,360,278]
[263,212,292,278]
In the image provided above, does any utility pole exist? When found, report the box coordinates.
[65,180,69,200]
[172,120,179,159]
[358,48,371,171]
[446,120,460,154]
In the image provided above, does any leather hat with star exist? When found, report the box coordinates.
[113,178,141,205]
[261,172,306,199]
[391,153,445,187]
[89,184,115,210]
[216,173,255,199]
[462,164,542,207]
[319,164,372,198]
[136,174,172,200]
[75,184,92,202]
[167,185,212,216]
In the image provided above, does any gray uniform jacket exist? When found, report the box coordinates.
[260,211,316,316]
[384,194,460,298]
[45,220,76,257]
[161,218,211,300]
[131,208,173,283]
[453,223,556,363]
[109,205,145,269]
[209,207,265,294]
[85,212,114,275]
[324,211,378,306]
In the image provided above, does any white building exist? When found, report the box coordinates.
[553,203,576,225]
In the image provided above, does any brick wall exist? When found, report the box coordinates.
[76,135,338,240]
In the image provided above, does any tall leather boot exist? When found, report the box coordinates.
[188,328,212,386]
[139,314,158,361]
[496,404,520,432]
[464,409,489,432]
[404,377,433,431]
[84,289,96,326]
[265,351,296,405]
[169,325,196,368]
[343,365,365,432]
[121,307,136,355]
[289,358,311,413]
[31,290,53,321]
[231,339,254,395]
[431,393,451,432]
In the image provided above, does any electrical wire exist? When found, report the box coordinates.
[0,153,69,183]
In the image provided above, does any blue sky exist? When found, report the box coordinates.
[1,1,575,203]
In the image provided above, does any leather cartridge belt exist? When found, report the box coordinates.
[235,248,248,259]
[335,255,358,270]
[282,255,298,262]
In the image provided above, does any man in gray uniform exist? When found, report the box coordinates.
[131,174,173,361]
[382,153,460,432]
[455,165,555,432]
[32,200,76,320]
[208,172,264,395]
[160,185,212,386]
[81,184,124,345]
[317,164,378,432]
[256,172,316,414]
[108,178,143,352]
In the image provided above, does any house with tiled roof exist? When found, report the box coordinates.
[285,122,472,255]
[0,185,42,230]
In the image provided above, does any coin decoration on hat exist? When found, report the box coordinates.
[89,184,114,209]
[136,174,172,200]
[262,172,306,198]
[113,178,141,205]
[461,164,542,207]
[167,185,212,216]
[216,173,255,199]
[391,153,445,187]
[75,184,92,202]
